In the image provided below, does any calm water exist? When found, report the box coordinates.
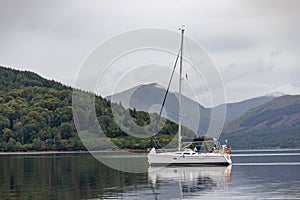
[1,149,300,199]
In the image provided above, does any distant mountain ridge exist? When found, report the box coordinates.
[217,96,276,123]
[108,83,300,149]
[221,95,300,149]
[107,83,276,135]
[223,95,300,133]
[108,83,211,135]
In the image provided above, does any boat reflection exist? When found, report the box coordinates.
[148,166,232,199]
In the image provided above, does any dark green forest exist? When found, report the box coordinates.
[0,66,194,151]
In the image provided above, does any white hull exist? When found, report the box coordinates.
[148,149,232,166]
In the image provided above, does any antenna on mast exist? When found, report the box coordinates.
[179,25,185,31]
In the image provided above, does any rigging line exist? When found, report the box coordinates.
[150,128,160,148]
[185,37,195,68]
[185,37,211,107]
[152,137,161,149]
[151,133,163,149]
[151,49,181,149]
[153,49,181,134]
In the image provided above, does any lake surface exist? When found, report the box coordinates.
[1,149,300,199]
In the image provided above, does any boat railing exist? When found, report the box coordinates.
[147,148,178,153]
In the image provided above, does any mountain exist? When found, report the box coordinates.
[107,83,275,135]
[2,66,298,150]
[0,66,188,151]
[107,83,211,135]
[108,83,300,149]
[217,96,276,123]
[221,95,300,149]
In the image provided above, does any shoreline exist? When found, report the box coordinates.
[0,149,148,155]
[0,148,300,155]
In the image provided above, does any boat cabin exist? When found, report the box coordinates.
[182,137,221,153]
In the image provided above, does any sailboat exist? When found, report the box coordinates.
[147,26,232,166]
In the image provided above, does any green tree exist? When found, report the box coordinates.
[2,128,14,142]
[0,116,10,131]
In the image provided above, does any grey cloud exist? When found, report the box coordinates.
[0,0,299,103]
[202,35,255,53]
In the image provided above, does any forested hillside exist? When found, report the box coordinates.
[0,66,193,151]
[0,66,66,91]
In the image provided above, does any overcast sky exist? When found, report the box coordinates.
[0,0,299,105]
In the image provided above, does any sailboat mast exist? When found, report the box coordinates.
[178,26,184,151]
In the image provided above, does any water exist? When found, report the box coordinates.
[0,149,300,199]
